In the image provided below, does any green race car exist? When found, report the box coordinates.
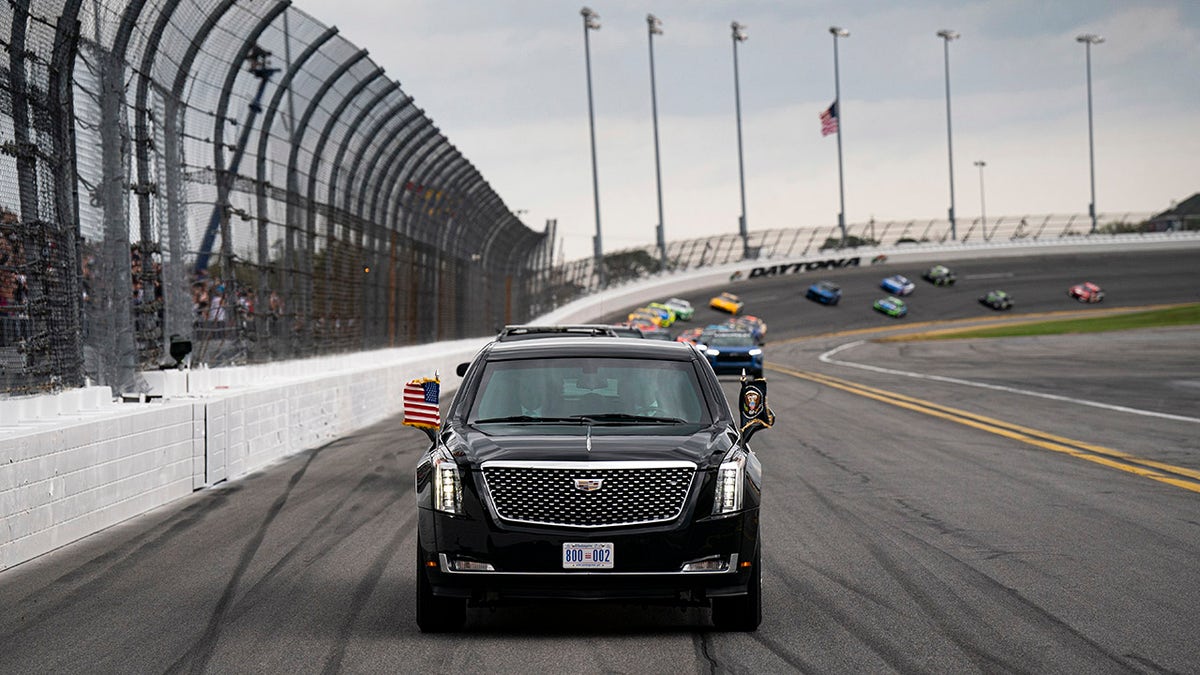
[873,296,908,318]
[979,290,1014,310]
[663,297,695,321]
[922,264,956,286]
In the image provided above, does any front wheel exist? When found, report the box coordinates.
[416,542,466,632]
[711,548,761,631]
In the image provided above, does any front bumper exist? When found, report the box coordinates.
[419,507,759,605]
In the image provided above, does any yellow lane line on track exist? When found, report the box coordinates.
[767,363,1200,495]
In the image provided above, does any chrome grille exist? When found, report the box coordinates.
[481,461,695,528]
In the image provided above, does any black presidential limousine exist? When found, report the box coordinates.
[412,335,773,632]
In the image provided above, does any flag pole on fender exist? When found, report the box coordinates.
[403,371,441,444]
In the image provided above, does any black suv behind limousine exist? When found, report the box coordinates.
[414,336,771,631]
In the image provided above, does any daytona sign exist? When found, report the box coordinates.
[735,256,861,280]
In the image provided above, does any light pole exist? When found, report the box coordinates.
[937,29,959,241]
[974,160,987,236]
[1077,33,1103,234]
[731,21,749,258]
[830,26,849,248]
[647,14,666,270]
[581,6,604,286]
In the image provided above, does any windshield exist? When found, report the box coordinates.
[469,357,711,427]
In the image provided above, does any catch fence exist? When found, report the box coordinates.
[2,0,549,396]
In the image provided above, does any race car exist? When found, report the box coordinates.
[627,309,665,328]
[662,297,695,321]
[647,302,679,324]
[728,315,767,344]
[979,289,1014,310]
[873,296,908,318]
[675,327,704,345]
[880,274,916,296]
[922,264,956,286]
[710,292,744,315]
[1069,281,1104,303]
[636,305,674,327]
[640,326,674,341]
[806,280,841,305]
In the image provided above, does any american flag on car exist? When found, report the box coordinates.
[403,377,441,430]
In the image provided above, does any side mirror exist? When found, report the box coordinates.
[455,362,469,377]
[738,372,774,444]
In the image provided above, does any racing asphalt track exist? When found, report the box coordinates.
[1,248,1198,673]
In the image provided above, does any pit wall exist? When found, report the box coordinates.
[2,233,1197,570]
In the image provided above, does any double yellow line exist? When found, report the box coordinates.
[768,363,1200,495]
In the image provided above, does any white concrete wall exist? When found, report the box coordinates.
[0,339,488,570]
[1,232,1197,571]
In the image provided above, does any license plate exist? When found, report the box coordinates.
[563,542,614,569]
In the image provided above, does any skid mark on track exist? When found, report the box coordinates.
[691,633,719,674]
[793,468,1132,672]
[167,445,326,675]
[321,518,410,674]
[0,485,241,640]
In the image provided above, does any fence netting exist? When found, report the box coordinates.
[3,0,549,396]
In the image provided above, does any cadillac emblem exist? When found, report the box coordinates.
[573,478,604,492]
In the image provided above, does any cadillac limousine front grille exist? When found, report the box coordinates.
[481,461,696,528]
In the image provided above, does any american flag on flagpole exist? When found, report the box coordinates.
[403,377,441,429]
[820,100,839,136]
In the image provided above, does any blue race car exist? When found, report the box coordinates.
[880,274,915,296]
[873,296,908,318]
[806,280,841,305]
[699,329,763,376]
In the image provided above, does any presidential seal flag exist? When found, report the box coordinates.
[403,377,441,430]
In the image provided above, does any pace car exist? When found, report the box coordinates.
[700,329,763,376]
[873,296,908,318]
[979,290,1013,310]
[1069,281,1104,303]
[922,265,956,286]
[806,280,841,305]
[880,274,916,296]
[710,292,744,315]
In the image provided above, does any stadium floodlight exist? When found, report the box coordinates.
[937,29,960,240]
[647,14,666,268]
[581,7,603,284]
[1076,33,1104,233]
[731,21,749,257]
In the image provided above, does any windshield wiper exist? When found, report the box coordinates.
[472,415,595,425]
[576,413,687,425]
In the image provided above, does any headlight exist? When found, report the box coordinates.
[748,348,762,356]
[431,447,464,515]
[706,348,720,356]
[713,451,746,515]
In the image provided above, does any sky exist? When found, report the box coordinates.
[289,0,1200,262]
